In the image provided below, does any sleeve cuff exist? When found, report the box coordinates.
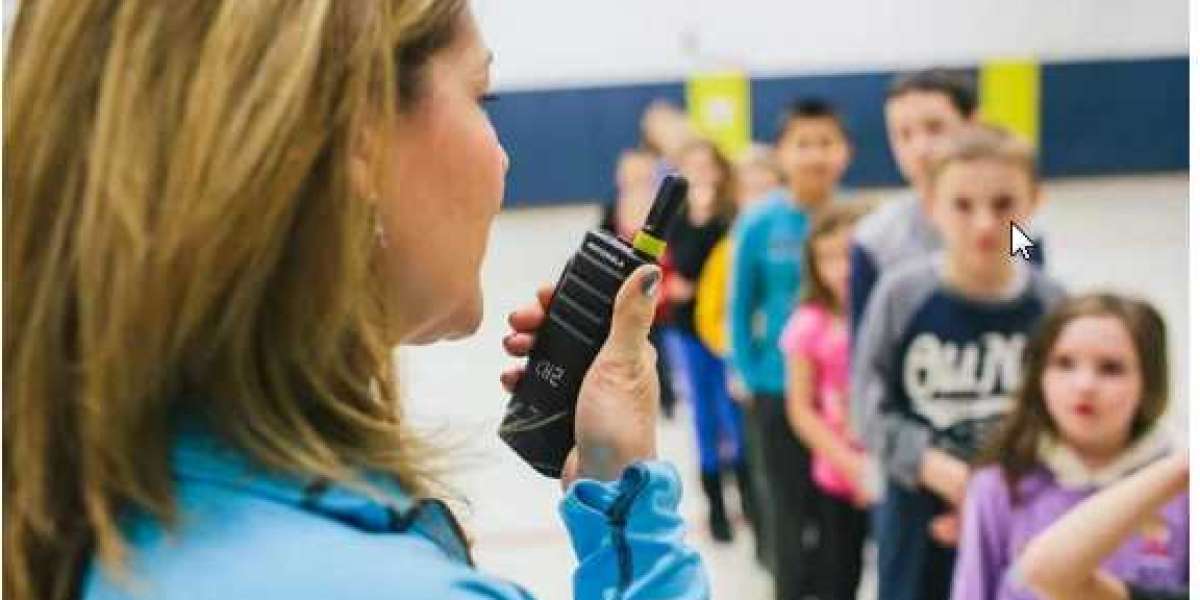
[887,425,932,490]
[558,460,683,561]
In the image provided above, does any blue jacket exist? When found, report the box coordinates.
[727,188,810,397]
[83,430,709,599]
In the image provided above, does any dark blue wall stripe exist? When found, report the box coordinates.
[488,82,683,207]
[489,57,1186,207]
[1040,57,1188,176]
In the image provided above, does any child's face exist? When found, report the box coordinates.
[680,145,721,189]
[736,162,781,208]
[930,158,1037,270]
[813,227,852,308]
[775,117,851,200]
[616,154,655,199]
[679,146,722,213]
[885,91,970,193]
[1042,315,1144,458]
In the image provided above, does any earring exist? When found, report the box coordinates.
[371,199,388,249]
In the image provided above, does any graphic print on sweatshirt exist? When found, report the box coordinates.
[853,256,1066,464]
[895,294,1041,458]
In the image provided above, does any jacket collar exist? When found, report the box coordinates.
[170,424,472,565]
[1037,428,1173,489]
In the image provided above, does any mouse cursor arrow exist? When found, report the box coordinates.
[1010,221,1036,261]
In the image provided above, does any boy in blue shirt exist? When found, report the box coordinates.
[852,125,1065,600]
[728,98,852,599]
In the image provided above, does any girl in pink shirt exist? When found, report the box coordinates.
[779,201,877,600]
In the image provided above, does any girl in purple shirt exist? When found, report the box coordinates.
[952,294,1188,600]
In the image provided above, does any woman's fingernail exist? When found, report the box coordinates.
[641,269,661,298]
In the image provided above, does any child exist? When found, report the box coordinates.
[734,142,785,210]
[600,148,657,237]
[952,295,1188,600]
[691,142,783,564]
[728,98,852,599]
[851,125,1065,600]
[849,69,977,340]
[662,138,752,543]
[778,201,875,600]
[599,148,681,419]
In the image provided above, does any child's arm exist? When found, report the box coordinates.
[847,242,877,345]
[850,278,931,491]
[950,469,1014,600]
[784,353,867,498]
[1016,451,1189,600]
[919,448,971,506]
[727,218,763,392]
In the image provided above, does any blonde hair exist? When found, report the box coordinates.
[3,1,465,598]
[929,123,1038,185]
[736,143,784,182]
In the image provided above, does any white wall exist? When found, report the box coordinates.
[476,0,1189,91]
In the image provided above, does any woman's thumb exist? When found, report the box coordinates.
[605,265,661,354]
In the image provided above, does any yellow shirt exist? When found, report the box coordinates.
[693,236,731,356]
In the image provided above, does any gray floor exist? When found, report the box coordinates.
[400,173,1188,599]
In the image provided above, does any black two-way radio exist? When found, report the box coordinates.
[498,175,688,478]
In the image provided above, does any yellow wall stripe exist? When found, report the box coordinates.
[979,59,1041,147]
[686,70,751,160]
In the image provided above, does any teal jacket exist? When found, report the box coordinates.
[83,430,709,599]
[728,189,810,397]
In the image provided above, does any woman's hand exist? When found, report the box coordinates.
[499,285,555,392]
[567,265,663,485]
[500,266,664,488]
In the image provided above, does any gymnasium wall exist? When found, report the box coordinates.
[474,0,1188,206]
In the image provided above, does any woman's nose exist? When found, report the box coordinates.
[499,143,510,174]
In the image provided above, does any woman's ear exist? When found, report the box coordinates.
[350,127,382,204]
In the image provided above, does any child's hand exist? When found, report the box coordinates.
[851,459,882,509]
[919,448,970,506]
[726,372,752,406]
[664,274,695,302]
[852,486,877,509]
[929,511,961,547]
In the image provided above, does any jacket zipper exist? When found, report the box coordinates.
[608,469,650,598]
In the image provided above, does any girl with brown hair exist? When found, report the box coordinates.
[778,201,875,600]
[951,294,1188,599]
[660,138,750,543]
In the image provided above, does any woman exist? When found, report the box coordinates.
[3,2,708,599]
